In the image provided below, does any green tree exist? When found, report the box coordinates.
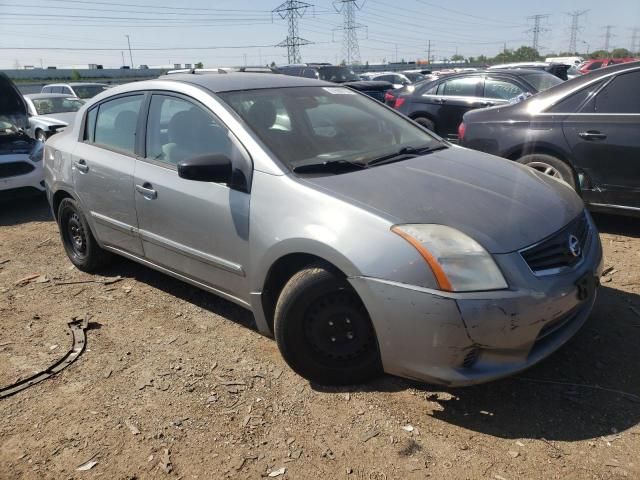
[195,62,204,69]
[512,46,541,61]
[71,69,81,81]
[611,48,631,58]
[451,54,465,62]
[270,61,277,68]
[590,50,609,59]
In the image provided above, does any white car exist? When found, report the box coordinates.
[23,93,84,141]
[0,73,45,197]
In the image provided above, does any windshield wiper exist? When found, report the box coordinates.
[293,159,367,174]
[366,145,447,167]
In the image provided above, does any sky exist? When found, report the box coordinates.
[0,0,639,69]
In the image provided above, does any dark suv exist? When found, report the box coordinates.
[275,64,392,102]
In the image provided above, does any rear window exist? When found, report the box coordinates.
[520,72,563,92]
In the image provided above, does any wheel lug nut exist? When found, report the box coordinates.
[330,336,336,342]
[346,332,354,340]
[328,321,334,326]
[345,318,351,324]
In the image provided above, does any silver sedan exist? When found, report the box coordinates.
[43,73,603,386]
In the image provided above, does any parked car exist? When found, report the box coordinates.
[488,62,570,80]
[459,62,640,216]
[402,71,427,83]
[23,93,84,141]
[44,72,602,386]
[385,69,563,140]
[41,82,109,99]
[275,64,392,101]
[360,72,413,89]
[578,58,637,74]
[0,73,44,198]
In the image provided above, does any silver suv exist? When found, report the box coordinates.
[44,73,602,386]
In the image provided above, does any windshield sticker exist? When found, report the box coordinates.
[323,87,356,95]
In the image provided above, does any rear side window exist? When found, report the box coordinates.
[84,107,97,142]
[93,95,143,154]
[437,77,481,97]
[42,86,51,93]
[586,61,603,71]
[593,72,640,113]
[484,78,524,100]
[547,80,605,113]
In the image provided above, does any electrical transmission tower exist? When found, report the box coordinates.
[603,25,615,51]
[333,0,366,65]
[273,0,313,64]
[527,14,550,52]
[631,28,639,55]
[567,10,588,53]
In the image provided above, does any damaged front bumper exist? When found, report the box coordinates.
[349,223,603,387]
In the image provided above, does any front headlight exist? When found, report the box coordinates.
[392,224,508,292]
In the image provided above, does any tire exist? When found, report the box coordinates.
[57,198,112,272]
[35,129,47,142]
[413,116,436,132]
[517,153,576,189]
[274,265,382,385]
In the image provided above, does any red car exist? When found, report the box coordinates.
[578,58,637,74]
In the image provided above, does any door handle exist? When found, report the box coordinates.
[135,182,157,199]
[74,159,89,173]
[578,131,607,141]
[433,98,447,104]
[479,101,495,107]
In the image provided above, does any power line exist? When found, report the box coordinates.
[567,10,588,53]
[273,0,313,64]
[527,14,550,52]
[333,0,366,65]
[603,25,615,51]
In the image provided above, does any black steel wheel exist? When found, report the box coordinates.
[274,264,382,385]
[58,198,112,272]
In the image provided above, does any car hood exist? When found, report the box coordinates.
[0,73,29,130]
[341,80,393,91]
[31,111,77,127]
[301,146,584,253]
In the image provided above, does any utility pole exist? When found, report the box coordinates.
[603,25,615,52]
[273,0,313,64]
[527,14,550,52]
[121,51,125,67]
[567,10,588,53]
[125,34,134,68]
[426,40,431,63]
[333,0,366,65]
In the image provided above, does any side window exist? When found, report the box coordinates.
[302,68,318,78]
[377,75,393,83]
[84,107,97,142]
[586,61,603,71]
[145,95,235,166]
[484,78,525,100]
[93,95,143,154]
[593,72,640,114]
[42,86,51,93]
[547,80,605,113]
[64,87,74,96]
[438,77,481,97]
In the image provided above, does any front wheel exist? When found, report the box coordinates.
[57,198,112,272]
[274,265,382,385]
[517,153,576,189]
[413,116,436,132]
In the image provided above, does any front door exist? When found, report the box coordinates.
[72,94,145,255]
[418,75,485,138]
[562,71,640,209]
[134,93,252,302]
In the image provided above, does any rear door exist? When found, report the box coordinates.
[72,93,145,255]
[416,75,484,138]
[561,70,640,209]
[482,76,527,105]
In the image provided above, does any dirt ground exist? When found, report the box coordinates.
[1,197,640,480]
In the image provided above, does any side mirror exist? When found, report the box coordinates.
[177,154,232,183]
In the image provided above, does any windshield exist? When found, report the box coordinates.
[32,97,84,115]
[73,85,108,99]
[219,86,443,172]
[318,67,360,83]
[521,72,563,92]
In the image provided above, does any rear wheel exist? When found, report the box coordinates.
[413,116,436,132]
[57,198,112,272]
[517,153,576,189]
[274,265,382,385]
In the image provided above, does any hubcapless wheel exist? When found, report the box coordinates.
[274,265,382,385]
[57,198,112,272]
[518,153,576,189]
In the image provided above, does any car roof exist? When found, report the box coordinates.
[44,82,107,87]
[163,72,333,92]
[26,93,79,99]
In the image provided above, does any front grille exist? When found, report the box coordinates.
[0,161,35,179]
[521,212,590,274]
